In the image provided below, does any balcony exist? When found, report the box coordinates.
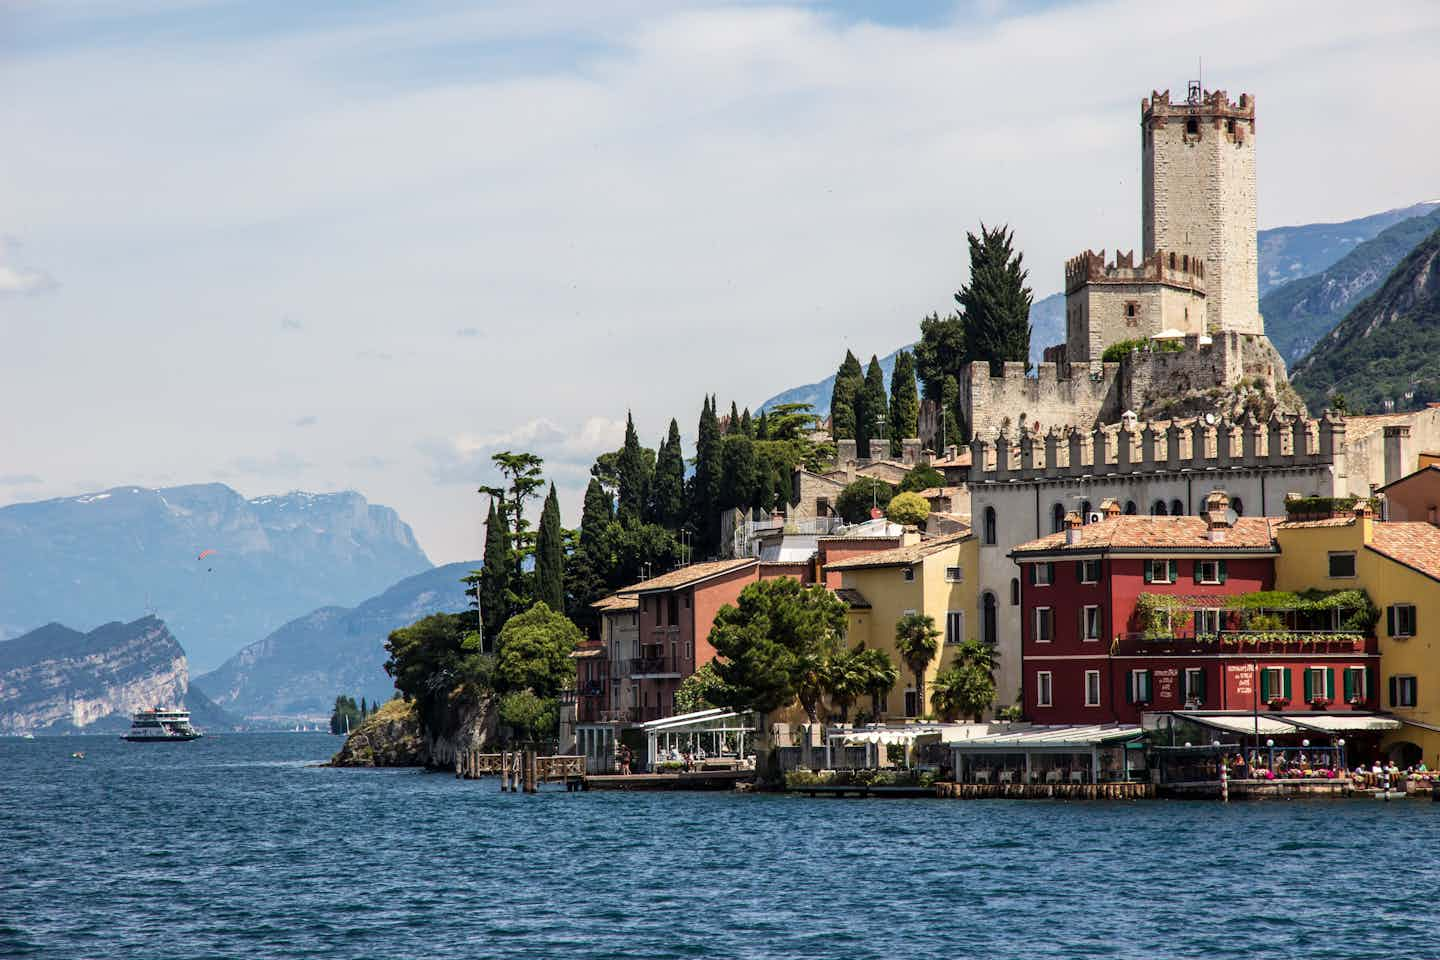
[1129,589,1378,655]
[578,681,604,698]
[630,657,682,679]
[1121,631,1370,656]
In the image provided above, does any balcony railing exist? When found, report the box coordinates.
[1122,630,1370,653]
[630,657,681,677]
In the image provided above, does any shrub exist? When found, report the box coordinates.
[835,478,895,523]
[1101,337,1185,363]
[898,465,945,493]
[886,491,931,526]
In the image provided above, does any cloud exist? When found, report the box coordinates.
[0,239,57,296]
[456,327,480,338]
[292,415,317,427]
[218,451,314,478]
[421,415,627,486]
[355,350,394,360]
[0,473,42,486]
[280,315,302,330]
[346,455,394,470]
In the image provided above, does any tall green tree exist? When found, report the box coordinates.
[856,354,887,459]
[941,374,962,449]
[829,350,864,441]
[740,407,754,437]
[691,395,723,552]
[834,477,894,524]
[479,499,512,645]
[493,601,580,697]
[650,419,686,529]
[479,451,545,585]
[565,477,615,629]
[888,349,920,456]
[719,434,758,511]
[894,612,941,718]
[616,411,649,524]
[930,639,998,723]
[755,409,770,440]
[914,312,967,407]
[534,483,565,612]
[957,223,1032,375]
[728,400,741,435]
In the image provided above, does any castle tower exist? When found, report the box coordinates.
[1141,85,1260,336]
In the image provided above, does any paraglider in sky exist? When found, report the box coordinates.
[197,548,216,572]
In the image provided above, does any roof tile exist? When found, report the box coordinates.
[1012,516,1279,554]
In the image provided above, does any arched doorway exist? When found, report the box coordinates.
[1170,498,1185,516]
[1388,741,1423,767]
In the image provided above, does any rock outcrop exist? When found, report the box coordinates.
[328,695,498,769]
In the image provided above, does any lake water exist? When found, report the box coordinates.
[3,732,1437,959]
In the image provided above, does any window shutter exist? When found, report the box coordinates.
[1326,668,1335,700]
[1260,669,1271,702]
[1387,606,1396,637]
[1390,676,1399,708]
[1029,565,1037,586]
[1218,560,1228,584]
[1144,562,1153,584]
[1282,669,1292,700]
[1075,561,1083,582]
[1413,607,1419,634]
[1168,559,1178,583]
[1343,668,1355,702]
[1303,670,1313,703]
[1046,563,1055,584]
[1143,671,1153,702]
[1196,670,1207,704]
[1192,561,1202,584]
[1125,674,1134,704]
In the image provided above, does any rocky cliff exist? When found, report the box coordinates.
[0,484,432,671]
[328,695,496,769]
[0,616,233,734]
[196,561,476,721]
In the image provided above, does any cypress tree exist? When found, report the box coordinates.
[740,407,753,438]
[360,696,368,719]
[856,354,887,459]
[480,500,512,645]
[616,411,648,525]
[941,375,962,450]
[651,419,686,529]
[756,409,769,440]
[535,483,565,611]
[728,401,741,435]
[888,350,920,457]
[830,350,863,440]
[957,223,1032,375]
[691,395,722,552]
[720,435,757,511]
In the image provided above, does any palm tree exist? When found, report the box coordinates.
[930,638,998,722]
[857,646,899,719]
[894,612,941,718]
[824,644,875,722]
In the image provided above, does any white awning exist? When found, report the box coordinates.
[639,708,754,733]
[949,723,1143,751]
[1287,714,1402,734]
[1183,714,1299,736]
[840,728,942,746]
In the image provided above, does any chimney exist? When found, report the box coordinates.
[1063,511,1084,546]
[1100,499,1122,521]
[1354,498,1377,542]
[1205,490,1232,542]
[1384,424,1412,487]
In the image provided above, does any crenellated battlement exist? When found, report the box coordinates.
[1064,248,1206,296]
[1143,88,1255,129]
[967,410,1346,484]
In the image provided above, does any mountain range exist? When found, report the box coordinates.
[759,201,1440,418]
[195,561,476,720]
[0,484,432,672]
[0,616,234,735]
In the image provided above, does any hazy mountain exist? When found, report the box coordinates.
[0,484,431,671]
[1291,225,1440,413]
[0,615,236,734]
[195,561,476,720]
[759,201,1440,418]
[1262,206,1440,364]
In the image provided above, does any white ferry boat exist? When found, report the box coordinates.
[122,708,202,742]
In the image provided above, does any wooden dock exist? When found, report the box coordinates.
[584,769,753,791]
[934,781,1155,800]
[454,750,586,792]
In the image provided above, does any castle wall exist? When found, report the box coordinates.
[962,360,1121,439]
[1068,281,1206,365]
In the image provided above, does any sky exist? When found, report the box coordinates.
[2,0,1437,564]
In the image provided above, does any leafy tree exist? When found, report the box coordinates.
[691,395,723,553]
[894,612,941,717]
[534,483,565,612]
[616,411,651,524]
[888,349,920,456]
[708,578,848,717]
[493,602,580,697]
[675,661,724,713]
[598,521,682,588]
[899,465,945,493]
[957,223,1032,375]
[941,374,962,448]
[823,643,899,722]
[855,646,899,719]
[886,491,931,526]
[764,402,818,442]
[650,419,687,528]
[383,612,490,733]
[856,354,888,459]
[497,689,558,742]
[479,500,512,645]
[719,434,758,511]
[930,639,998,722]
[329,695,362,734]
[829,351,864,440]
[914,312,967,406]
[834,477,895,524]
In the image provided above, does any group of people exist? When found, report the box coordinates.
[614,743,708,775]
[1223,751,1342,780]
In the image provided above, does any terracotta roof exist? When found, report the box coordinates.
[834,587,871,609]
[623,558,757,594]
[825,532,970,570]
[570,647,604,659]
[930,451,972,468]
[1368,522,1440,582]
[592,593,639,612]
[914,486,964,499]
[1278,517,1357,529]
[1011,516,1280,555]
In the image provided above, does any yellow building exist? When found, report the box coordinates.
[1274,504,1440,766]
[825,532,981,719]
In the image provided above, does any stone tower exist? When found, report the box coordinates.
[1141,86,1261,336]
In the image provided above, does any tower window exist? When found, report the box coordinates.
[1186,118,1199,137]
[1124,301,1139,321]
[1226,118,1236,135]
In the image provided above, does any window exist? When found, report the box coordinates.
[1186,117,1199,136]
[1343,666,1367,703]
[945,566,963,582]
[1124,500,1137,515]
[1259,666,1291,703]
[1195,608,1222,636]
[1183,667,1206,705]
[1328,552,1357,578]
[1390,675,1418,708]
[1033,607,1053,643]
[685,641,692,660]
[1144,559,1175,584]
[1152,500,1168,516]
[1031,563,1053,586]
[1226,118,1236,135]
[1127,669,1152,704]
[1082,605,1102,641]
[1036,671,1053,707]
[983,506,997,545]
[902,567,915,582]
[1078,559,1101,584]
[1124,301,1139,319]
[1232,497,1244,517]
[1010,577,1021,606]
[982,593,998,645]
[1052,503,1065,533]
[1195,560,1226,585]
[1170,498,1185,517]
[1388,604,1417,638]
[945,611,965,646]
[1084,670,1102,707]
[1305,666,1335,703]
[668,595,679,625]
[904,687,919,718]
[1081,500,1092,522]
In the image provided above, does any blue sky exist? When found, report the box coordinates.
[2,0,1437,562]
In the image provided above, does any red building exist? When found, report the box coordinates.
[1011,498,1378,725]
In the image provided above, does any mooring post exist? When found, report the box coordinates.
[500,751,509,791]
[525,750,536,794]
[1220,763,1229,803]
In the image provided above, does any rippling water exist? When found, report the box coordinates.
[3,732,1438,959]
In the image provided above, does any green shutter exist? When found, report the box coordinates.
[1260,668,1271,702]
[1303,669,1313,703]
[1343,668,1355,702]
[1143,561,1153,584]
[1142,670,1152,702]
[1196,670,1207,704]
[1075,561,1083,582]
[1390,676,1399,707]
[1387,606,1396,637]
[1168,559,1178,582]
[1218,560,1228,584]
[1326,668,1335,700]
[1282,668,1292,700]
[1125,673,1134,704]
[1192,561,1202,584]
